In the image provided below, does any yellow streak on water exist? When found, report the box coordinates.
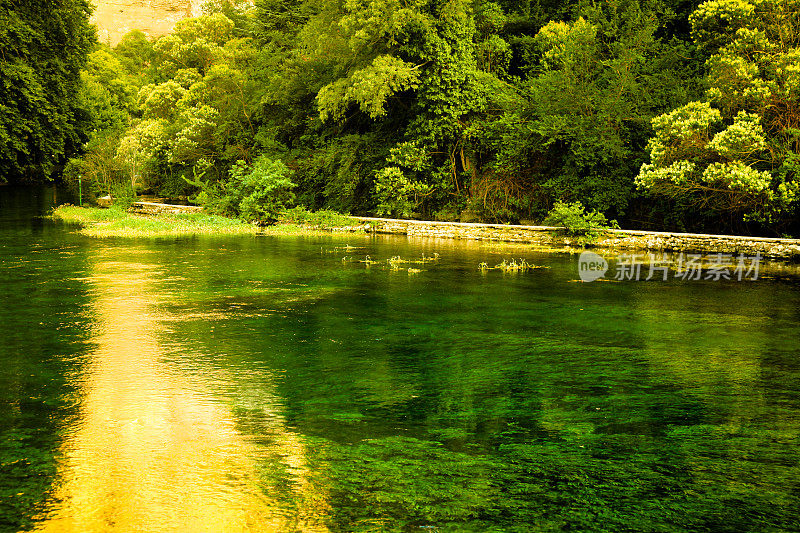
[35,250,330,532]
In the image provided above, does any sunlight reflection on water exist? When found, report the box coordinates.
[33,250,329,532]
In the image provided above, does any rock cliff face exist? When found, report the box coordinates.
[91,0,201,45]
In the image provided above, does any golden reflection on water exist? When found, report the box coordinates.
[35,250,329,532]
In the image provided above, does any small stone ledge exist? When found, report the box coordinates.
[129,201,203,215]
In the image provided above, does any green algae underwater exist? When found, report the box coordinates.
[2,186,800,532]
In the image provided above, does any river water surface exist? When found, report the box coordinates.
[1,186,800,532]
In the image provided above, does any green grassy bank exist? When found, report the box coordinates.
[50,205,364,238]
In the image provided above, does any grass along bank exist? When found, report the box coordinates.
[51,205,366,238]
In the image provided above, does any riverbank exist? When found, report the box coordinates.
[52,204,800,261]
[50,205,368,238]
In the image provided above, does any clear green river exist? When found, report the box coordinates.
[2,186,800,532]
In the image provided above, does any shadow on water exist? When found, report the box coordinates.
[0,185,90,532]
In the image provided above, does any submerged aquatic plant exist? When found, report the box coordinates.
[337,254,437,274]
[335,244,364,252]
[388,254,440,267]
[497,259,530,272]
[478,259,549,273]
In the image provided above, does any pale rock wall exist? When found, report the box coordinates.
[355,217,800,260]
[91,0,202,46]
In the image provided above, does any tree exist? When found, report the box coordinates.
[99,15,262,196]
[79,49,137,133]
[465,0,698,222]
[307,0,509,217]
[114,30,156,81]
[0,0,95,182]
[636,0,800,228]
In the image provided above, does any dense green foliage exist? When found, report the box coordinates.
[636,0,800,232]
[11,0,798,234]
[0,0,95,182]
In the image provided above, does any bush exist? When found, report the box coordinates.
[195,156,296,224]
[374,166,431,218]
[542,201,618,241]
[107,182,137,208]
[280,206,356,227]
[232,157,295,223]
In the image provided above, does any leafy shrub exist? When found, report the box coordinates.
[280,206,356,227]
[542,201,618,242]
[107,182,137,208]
[374,166,431,218]
[194,156,295,224]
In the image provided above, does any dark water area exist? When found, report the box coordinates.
[1,186,800,532]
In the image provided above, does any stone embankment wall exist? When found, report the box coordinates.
[355,217,800,261]
[593,231,800,260]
